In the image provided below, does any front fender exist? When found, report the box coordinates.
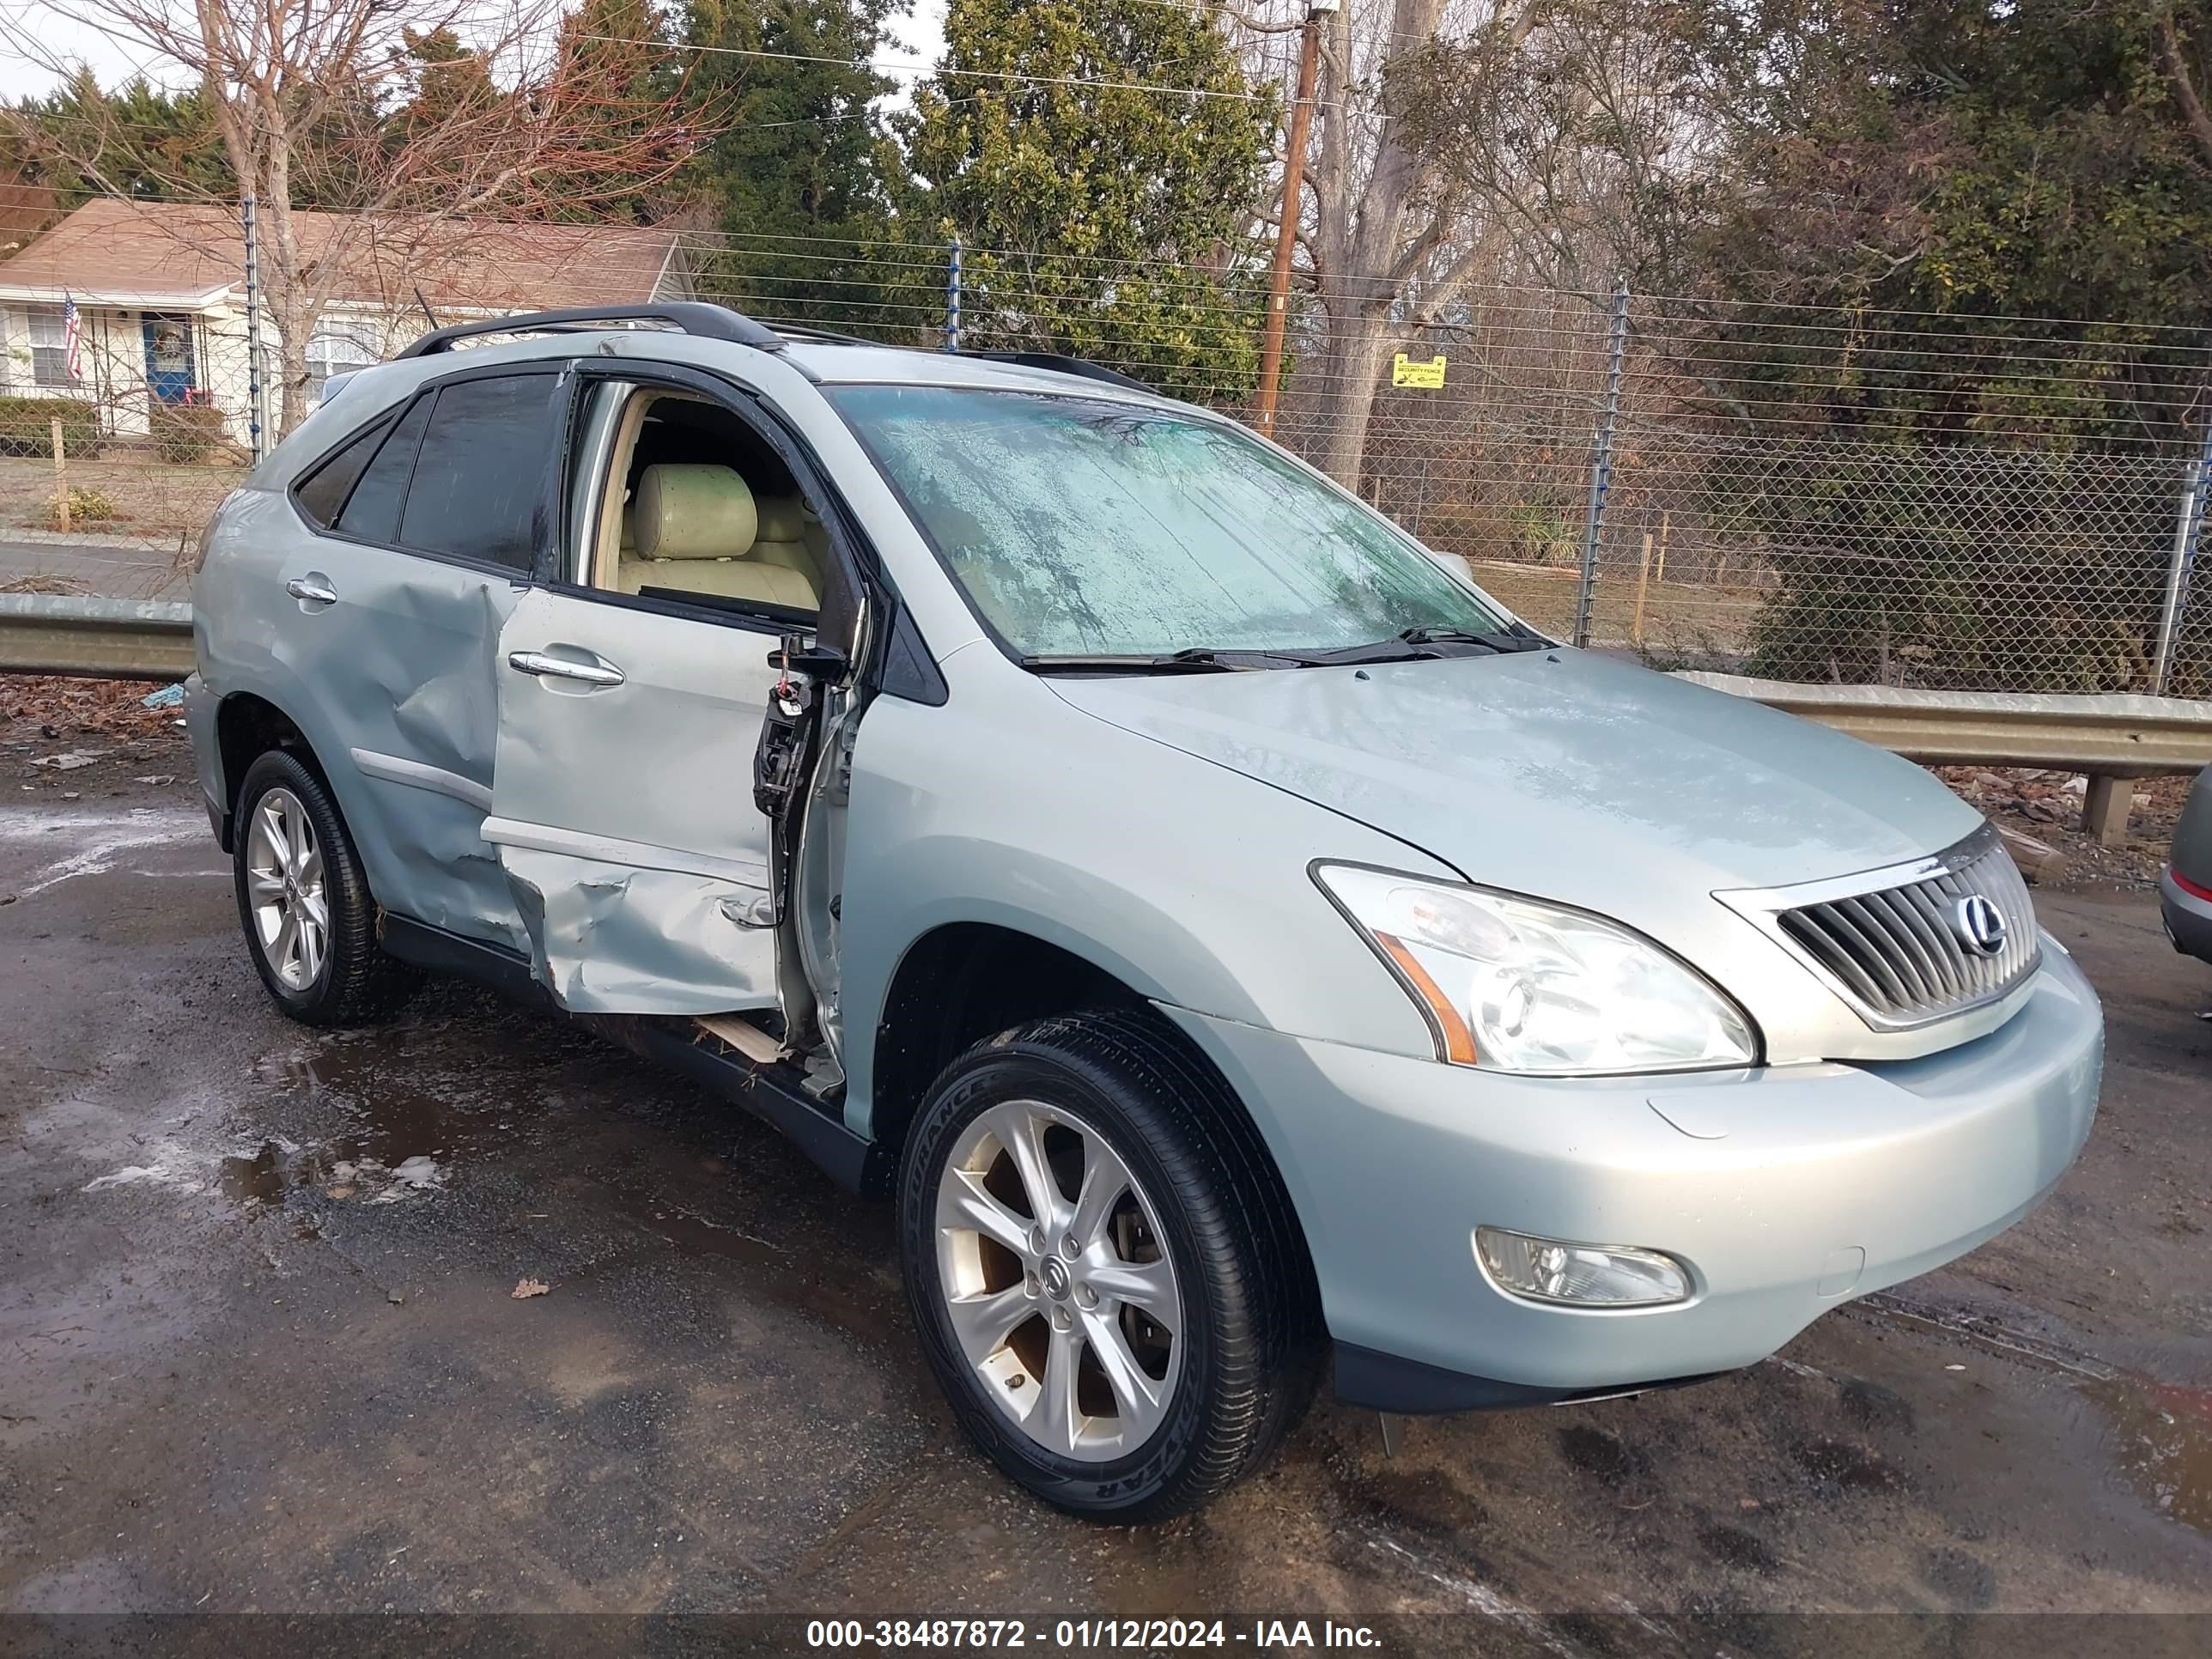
[836,685,1453,1133]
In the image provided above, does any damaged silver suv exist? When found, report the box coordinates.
[188,303,2103,1521]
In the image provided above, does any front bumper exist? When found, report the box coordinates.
[2161,866,2212,964]
[1167,940,2103,1407]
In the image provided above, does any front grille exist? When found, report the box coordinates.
[1743,827,2039,1029]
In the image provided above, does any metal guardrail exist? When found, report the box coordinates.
[0,593,195,682]
[1674,672,2212,778]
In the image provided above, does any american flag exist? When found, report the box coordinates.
[60,292,83,381]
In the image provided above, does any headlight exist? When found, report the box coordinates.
[1313,863,1759,1076]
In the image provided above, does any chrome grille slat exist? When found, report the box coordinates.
[1829,896,1919,1006]
[1867,886,1953,1000]
[1894,882,1968,999]
[1729,825,2040,1030]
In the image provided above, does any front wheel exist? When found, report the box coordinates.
[897,1011,1319,1521]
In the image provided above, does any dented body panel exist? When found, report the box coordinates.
[485,586,783,1013]
[194,479,528,951]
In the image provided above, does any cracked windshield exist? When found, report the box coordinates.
[829,386,1511,658]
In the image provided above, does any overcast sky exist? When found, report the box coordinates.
[0,1,951,102]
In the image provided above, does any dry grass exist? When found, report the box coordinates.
[1464,557,1767,659]
[0,453,237,545]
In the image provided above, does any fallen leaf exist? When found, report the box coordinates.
[511,1278,551,1300]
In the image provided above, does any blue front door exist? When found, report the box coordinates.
[142,315,195,404]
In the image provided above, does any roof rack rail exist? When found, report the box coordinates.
[755,320,887,348]
[969,351,1153,395]
[394,301,783,359]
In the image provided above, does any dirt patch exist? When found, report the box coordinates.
[0,453,236,545]
[1935,766,2191,889]
[2,674,194,801]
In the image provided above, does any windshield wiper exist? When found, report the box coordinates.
[1395,625,1553,652]
[1310,624,1555,667]
[1020,650,1296,675]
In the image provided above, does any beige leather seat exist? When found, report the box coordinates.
[615,465,819,611]
[746,495,826,593]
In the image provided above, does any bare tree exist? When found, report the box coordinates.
[1260,0,1701,487]
[5,0,705,433]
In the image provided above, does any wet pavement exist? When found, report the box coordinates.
[3,769,2210,1645]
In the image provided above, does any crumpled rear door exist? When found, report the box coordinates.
[484,586,782,1013]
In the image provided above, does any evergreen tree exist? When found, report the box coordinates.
[901,0,1274,400]
[7,69,234,204]
[679,0,910,330]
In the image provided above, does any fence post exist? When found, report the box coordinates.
[51,417,68,533]
[944,235,962,354]
[241,194,268,462]
[1573,280,1630,648]
[2152,422,2212,695]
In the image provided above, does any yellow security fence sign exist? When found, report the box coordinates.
[1392,353,1447,389]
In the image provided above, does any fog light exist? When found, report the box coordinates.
[1475,1227,1690,1307]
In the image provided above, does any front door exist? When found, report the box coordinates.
[483,587,786,1013]
[142,314,195,404]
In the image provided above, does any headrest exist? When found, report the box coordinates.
[633,464,757,560]
[751,495,809,544]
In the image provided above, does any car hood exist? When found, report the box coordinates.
[1048,648,1982,908]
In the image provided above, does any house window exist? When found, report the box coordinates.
[306,324,377,404]
[27,307,74,387]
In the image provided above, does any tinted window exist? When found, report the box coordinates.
[293,413,395,528]
[334,395,432,544]
[398,374,557,569]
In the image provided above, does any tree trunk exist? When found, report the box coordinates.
[258,149,317,438]
[1311,289,1399,490]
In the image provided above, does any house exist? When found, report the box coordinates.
[0,198,691,450]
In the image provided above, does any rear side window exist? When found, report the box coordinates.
[334,395,433,544]
[398,374,558,569]
[293,412,395,529]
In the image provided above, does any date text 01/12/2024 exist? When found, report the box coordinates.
[805,1620,1384,1650]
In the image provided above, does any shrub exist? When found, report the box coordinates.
[150,402,229,464]
[0,395,100,459]
[42,485,118,529]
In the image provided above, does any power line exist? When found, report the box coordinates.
[588,35,1307,108]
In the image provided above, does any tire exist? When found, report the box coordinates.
[897,1008,1320,1521]
[232,749,417,1026]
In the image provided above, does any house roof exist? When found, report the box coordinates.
[0,198,680,313]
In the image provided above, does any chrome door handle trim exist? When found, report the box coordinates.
[285,577,337,604]
[507,649,625,687]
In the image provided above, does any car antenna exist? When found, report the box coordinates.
[412,285,440,329]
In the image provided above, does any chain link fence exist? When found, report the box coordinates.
[6,206,2209,700]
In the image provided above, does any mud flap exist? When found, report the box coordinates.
[498,846,780,1015]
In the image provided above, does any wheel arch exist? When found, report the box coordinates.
[212,690,334,851]
[863,925,1316,1294]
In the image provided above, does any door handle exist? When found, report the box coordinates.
[508,649,625,687]
[285,576,337,605]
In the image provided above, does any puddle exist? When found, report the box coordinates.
[220,1036,525,1204]
[2085,1373,2212,1537]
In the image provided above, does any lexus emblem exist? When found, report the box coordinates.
[1953,894,2008,957]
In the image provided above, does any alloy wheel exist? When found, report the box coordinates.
[244,786,329,992]
[934,1099,1184,1462]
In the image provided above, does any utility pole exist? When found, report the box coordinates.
[1252,0,1333,439]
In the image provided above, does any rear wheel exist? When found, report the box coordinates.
[232,750,416,1025]
[898,1010,1318,1521]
